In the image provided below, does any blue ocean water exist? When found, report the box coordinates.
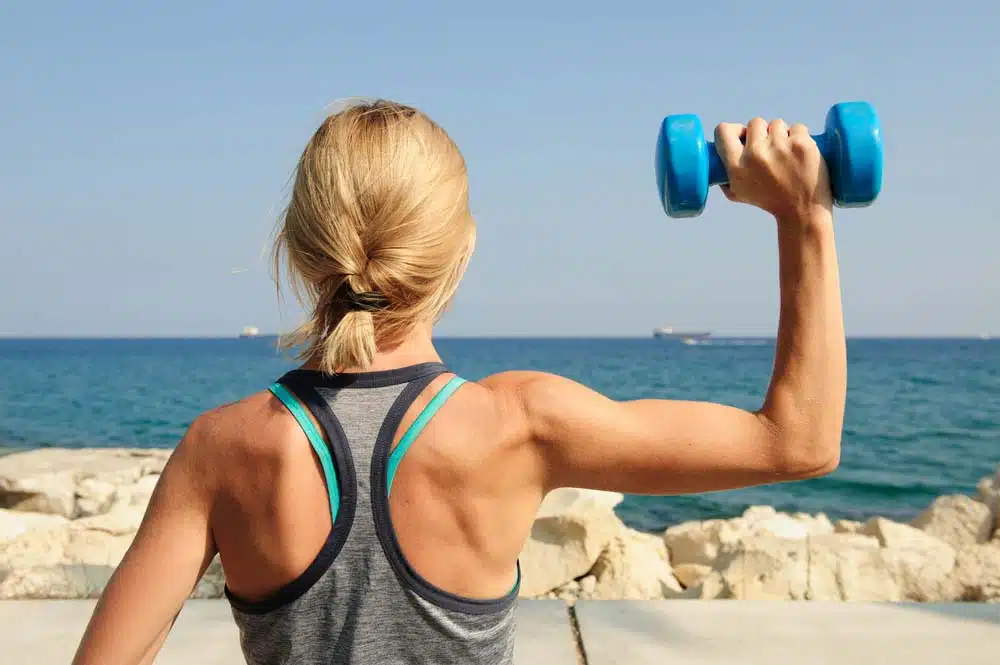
[0,337,997,532]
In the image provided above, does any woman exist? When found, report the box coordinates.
[72,99,845,665]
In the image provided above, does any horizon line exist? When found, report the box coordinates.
[0,333,994,341]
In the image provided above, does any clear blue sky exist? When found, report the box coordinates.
[1,1,997,337]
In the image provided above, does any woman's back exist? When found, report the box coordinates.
[71,100,847,665]
[210,361,528,664]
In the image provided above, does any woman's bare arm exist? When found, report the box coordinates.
[490,117,846,497]
[71,416,219,665]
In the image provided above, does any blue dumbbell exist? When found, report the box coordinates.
[655,101,883,218]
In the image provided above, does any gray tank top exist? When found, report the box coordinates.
[225,362,520,665]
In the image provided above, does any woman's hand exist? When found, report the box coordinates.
[715,117,833,224]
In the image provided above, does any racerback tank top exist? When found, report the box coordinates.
[225,362,520,665]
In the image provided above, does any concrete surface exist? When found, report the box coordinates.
[0,599,578,664]
[574,601,1000,665]
[4,599,1000,664]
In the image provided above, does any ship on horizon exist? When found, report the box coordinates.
[239,325,260,338]
[652,326,711,343]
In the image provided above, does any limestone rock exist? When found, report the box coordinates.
[191,557,227,599]
[76,478,118,517]
[0,522,133,571]
[810,533,881,550]
[951,543,1000,602]
[663,519,742,567]
[517,488,625,597]
[834,519,865,534]
[72,504,147,536]
[741,506,834,539]
[976,467,1000,538]
[115,474,160,510]
[711,534,810,600]
[791,512,835,536]
[585,528,683,600]
[0,564,116,599]
[865,517,959,601]
[912,494,993,548]
[673,563,713,589]
[805,534,901,601]
[672,570,727,599]
[0,509,69,543]
[0,448,170,518]
[535,487,624,517]
[663,506,833,569]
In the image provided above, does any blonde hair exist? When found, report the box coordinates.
[272,99,476,373]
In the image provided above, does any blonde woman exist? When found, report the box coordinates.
[72,100,845,665]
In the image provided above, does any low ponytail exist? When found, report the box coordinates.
[312,276,387,373]
[318,309,377,373]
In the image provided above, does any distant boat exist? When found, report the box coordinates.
[653,326,711,342]
[239,326,260,338]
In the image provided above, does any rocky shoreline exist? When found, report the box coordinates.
[1,449,998,603]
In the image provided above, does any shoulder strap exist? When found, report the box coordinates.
[386,376,467,495]
[269,382,340,523]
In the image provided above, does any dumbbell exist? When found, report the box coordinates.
[655,101,883,218]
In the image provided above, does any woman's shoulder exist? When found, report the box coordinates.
[177,388,305,472]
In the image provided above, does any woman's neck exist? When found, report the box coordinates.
[302,325,442,374]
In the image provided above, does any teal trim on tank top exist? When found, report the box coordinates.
[387,375,519,596]
[387,376,467,495]
[269,383,340,523]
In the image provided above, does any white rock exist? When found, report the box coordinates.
[76,478,118,517]
[865,517,959,601]
[663,519,743,567]
[664,507,835,569]
[806,535,901,601]
[115,474,160,510]
[0,448,170,518]
[951,543,1000,602]
[834,519,865,534]
[0,509,69,543]
[585,528,683,600]
[673,563,713,589]
[518,488,624,597]
[191,557,227,599]
[535,487,624,518]
[0,564,116,599]
[72,504,147,536]
[1,523,133,570]
[976,467,1000,538]
[712,534,810,600]
[912,494,994,548]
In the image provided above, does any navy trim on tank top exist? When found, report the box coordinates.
[281,362,447,390]
[226,362,519,617]
[370,373,521,615]
[224,376,359,615]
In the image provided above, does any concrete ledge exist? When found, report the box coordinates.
[0,599,579,665]
[574,601,1000,665]
[4,599,999,664]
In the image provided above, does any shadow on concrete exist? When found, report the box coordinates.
[574,600,696,649]
[888,601,1000,626]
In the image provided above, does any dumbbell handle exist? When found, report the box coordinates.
[706,133,831,186]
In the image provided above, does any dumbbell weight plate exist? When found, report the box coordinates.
[655,113,711,218]
[822,101,883,208]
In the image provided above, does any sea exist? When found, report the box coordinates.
[1,337,997,532]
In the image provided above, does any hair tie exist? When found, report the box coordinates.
[335,282,391,313]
